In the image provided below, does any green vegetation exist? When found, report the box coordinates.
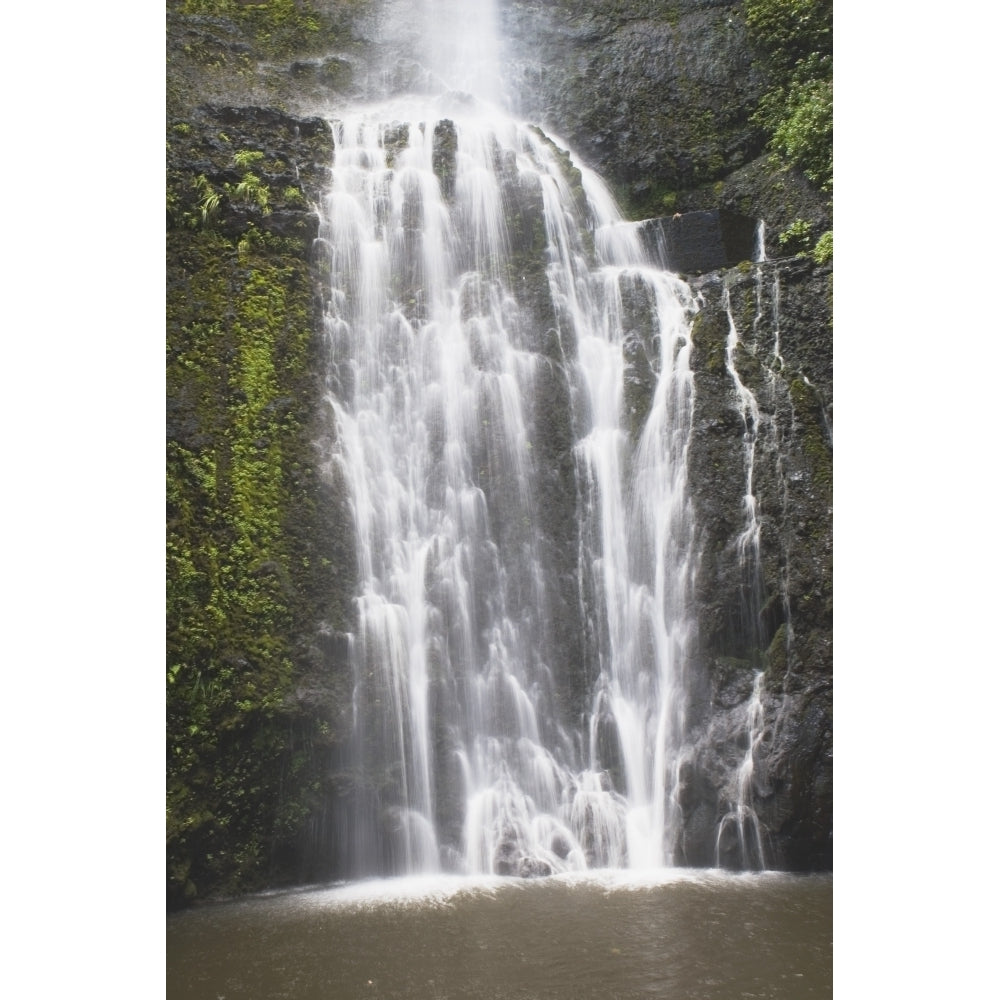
[167,223,319,903]
[789,377,832,497]
[233,149,266,171]
[193,173,222,228]
[167,0,372,117]
[777,218,833,263]
[229,172,272,214]
[432,119,458,200]
[777,217,813,255]
[180,0,321,57]
[227,152,272,214]
[744,0,832,195]
[166,117,354,905]
[529,125,588,220]
[764,622,789,681]
[811,229,832,265]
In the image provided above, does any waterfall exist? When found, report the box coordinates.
[712,277,775,870]
[715,671,768,870]
[319,0,701,878]
[752,220,767,264]
[722,282,765,649]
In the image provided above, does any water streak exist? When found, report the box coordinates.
[715,671,768,870]
[722,281,765,646]
[319,0,701,878]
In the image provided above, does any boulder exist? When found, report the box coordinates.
[639,210,758,274]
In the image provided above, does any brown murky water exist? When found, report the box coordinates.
[167,869,832,999]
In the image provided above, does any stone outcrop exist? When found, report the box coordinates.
[167,101,360,906]
[166,0,833,902]
[499,1,765,215]
[640,209,759,274]
[681,256,832,870]
[497,0,830,250]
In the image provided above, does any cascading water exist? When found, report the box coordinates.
[721,281,765,646]
[715,670,768,870]
[319,0,701,878]
[710,275,775,870]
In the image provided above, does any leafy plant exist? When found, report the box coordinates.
[776,220,832,264]
[189,174,222,228]
[237,225,263,262]
[766,76,832,192]
[166,220,342,905]
[777,218,813,255]
[811,229,832,265]
[227,173,271,215]
[744,0,832,76]
[234,149,266,171]
[744,0,832,196]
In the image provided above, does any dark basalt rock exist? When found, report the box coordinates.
[640,209,759,274]
[678,256,832,872]
[518,857,554,878]
[168,1,833,902]
[499,0,764,214]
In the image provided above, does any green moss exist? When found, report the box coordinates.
[619,274,658,442]
[777,218,813,255]
[432,119,458,200]
[744,0,833,195]
[789,377,832,497]
[181,0,324,58]
[764,623,788,682]
[529,125,588,220]
[811,230,832,265]
[690,307,728,376]
[234,149,265,170]
[167,129,352,902]
[167,229,306,892]
[623,178,682,221]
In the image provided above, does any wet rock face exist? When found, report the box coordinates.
[167,100,360,904]
[678,257,832,871]
[167,104,332,246]
[639,210,759,274]
[167,3,834,890]
[498,0,764,213]
[496,0,831,245]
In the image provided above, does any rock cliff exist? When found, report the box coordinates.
[684,257,832,870]
[166,0,832,902]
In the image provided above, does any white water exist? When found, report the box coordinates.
[715,275,776,868]
[168,870,834,999]
[715,670,768,870]
[319,0,701,878]
[722,280,764,634]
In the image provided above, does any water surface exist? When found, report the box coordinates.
[167,869,832,999]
